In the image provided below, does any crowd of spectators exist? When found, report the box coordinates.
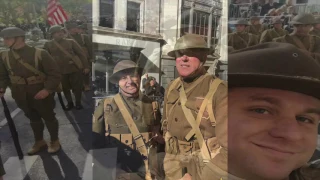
[230,0,295,18]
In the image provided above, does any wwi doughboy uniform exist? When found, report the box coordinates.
[219,43,320,180]
[260,18,287,43]
[309,17,320,38]
[245,16,266,38]
[273,14,320,60]
[92,60,164,180]
[0,27,61,154]
[228,19,259,50]
[44,25,89,110]
[162,34,227,180]
[66,22,93,91]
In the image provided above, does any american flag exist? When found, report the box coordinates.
[47,0,68,25]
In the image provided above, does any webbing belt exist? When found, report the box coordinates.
[114,94,152,180]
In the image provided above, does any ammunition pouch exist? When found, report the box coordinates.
[165,136,200,155]
[9,75,45,85]
[165,132,220,158]
[109,132,152,150]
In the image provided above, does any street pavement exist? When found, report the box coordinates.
[0,88,95,180]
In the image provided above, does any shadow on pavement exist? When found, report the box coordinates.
[57,149,81,180]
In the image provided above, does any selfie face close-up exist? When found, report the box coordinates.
[228,87,320,180]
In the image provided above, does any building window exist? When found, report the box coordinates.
[127,1,140,32]
[180,8,220,48]
[99,0,114,28]
[194,11,210,36]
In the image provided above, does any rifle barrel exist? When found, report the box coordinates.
[1,97,24,159]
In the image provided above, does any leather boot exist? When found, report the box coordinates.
[28,140,47,155]
[48,140,61,154]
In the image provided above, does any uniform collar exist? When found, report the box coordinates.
[120,91,141,102]
[236,31,247,35]
[180,67,207,84]
[13,44,29,53]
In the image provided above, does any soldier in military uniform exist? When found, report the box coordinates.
[260,17,287,43]
[162,34,227,180]
[44,25,90,110]
[78,24,89,35]
[205,42,320,180]
[228,19,259,50]
[65,22,93,91]
[245,16,266,38]
[92,60,164,180]
[0,27,62,155]
[273,13,320,60]
[309,17,320,37]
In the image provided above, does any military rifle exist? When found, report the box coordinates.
[0,96,23,159]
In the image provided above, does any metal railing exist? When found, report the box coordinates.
[229,3,261,19]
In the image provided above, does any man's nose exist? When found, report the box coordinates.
[181,55,189,61]
[126,76,133,83]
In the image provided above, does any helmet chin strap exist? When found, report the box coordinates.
[181,62,206,82]
[9,37,18,50]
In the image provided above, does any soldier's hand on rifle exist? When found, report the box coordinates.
[0,88,5,98]
[155,134,165,144]
[151,129,165,144]
[34,89,50,100]
[83,68,90,74]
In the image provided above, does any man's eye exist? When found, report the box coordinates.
[250,108,269,114]
[296,116,315,124]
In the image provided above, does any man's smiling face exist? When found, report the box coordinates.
[228,87,320,180]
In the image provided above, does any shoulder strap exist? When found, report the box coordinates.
[291,35,308,51]
[166,74,210,119]
[11,50,46,78]
[166,78,180,100]
[184,78,224,141]
[179,82,211,162]
[34,48,42,70]
[103,97,113,136]
[235,33,249,47]
[1,51,14,75]
[113,94,152,179]
[53,40,74,59]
